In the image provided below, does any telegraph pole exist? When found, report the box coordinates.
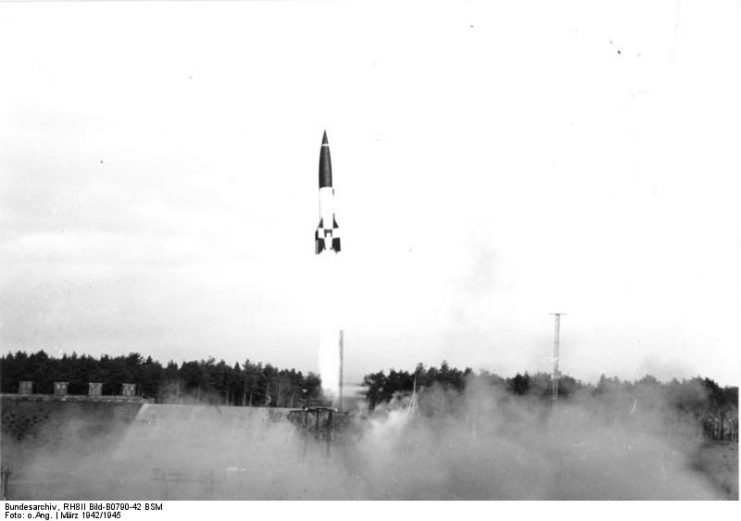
[550,313,565,404]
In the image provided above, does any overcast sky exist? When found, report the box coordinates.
[1,1,739,386]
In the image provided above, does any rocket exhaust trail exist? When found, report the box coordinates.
[315,131,341,401]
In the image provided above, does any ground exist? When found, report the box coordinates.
[692,441,738,500]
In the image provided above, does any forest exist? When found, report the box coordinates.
[1,351,738,428]
[365,361,736,406]
[363,362,739,441]
[0,350,320,407]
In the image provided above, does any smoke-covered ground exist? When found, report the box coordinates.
[1,384,736,500]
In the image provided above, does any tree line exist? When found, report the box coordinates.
[2,351,737,424]
[362,362,739,423]
[0,351,321,407]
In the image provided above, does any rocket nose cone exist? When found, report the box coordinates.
[319,131,332,188]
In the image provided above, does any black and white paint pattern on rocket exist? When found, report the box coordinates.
[315,130,341,255]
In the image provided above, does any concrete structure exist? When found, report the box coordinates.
[18,381,33,395]
[53,382,68,396]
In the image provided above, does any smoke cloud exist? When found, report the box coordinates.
[2,381,733,500]
[316,253,342,399]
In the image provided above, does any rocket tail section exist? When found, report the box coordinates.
[315,217,341,254]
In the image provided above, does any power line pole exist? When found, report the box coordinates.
[550,313,565,405]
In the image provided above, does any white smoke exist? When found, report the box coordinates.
[316,252,341,399]
[2,381,734,500]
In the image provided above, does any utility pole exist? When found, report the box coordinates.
[338,330,344,411]
[550,313,565,405]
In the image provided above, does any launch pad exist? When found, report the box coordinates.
[287,406,352,456]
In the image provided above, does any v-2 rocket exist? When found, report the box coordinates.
[315,130,341,254]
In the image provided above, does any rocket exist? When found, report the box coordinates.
[315,131,341,254]
[314,130,342,401]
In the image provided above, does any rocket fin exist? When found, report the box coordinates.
[315,224,325,254]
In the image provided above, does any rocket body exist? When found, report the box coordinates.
[315,131,341,254]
